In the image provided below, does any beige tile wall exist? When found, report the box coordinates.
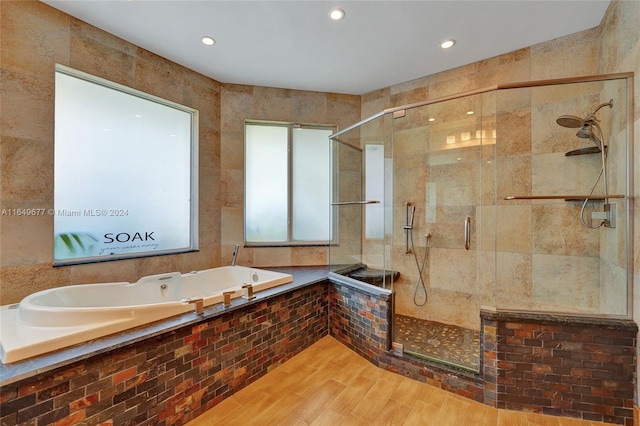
[0,1,221,304]
[219,84,360,268]
[598,0,640,401]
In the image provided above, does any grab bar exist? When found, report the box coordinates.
[331,200,380,205]
[504,194,625,201]
[464,217,471,250]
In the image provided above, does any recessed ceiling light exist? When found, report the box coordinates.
[428,118,435,122]
[466,110,474,115]
[440,39,456,49]
[329,8,345,20]
[201,36,215,46]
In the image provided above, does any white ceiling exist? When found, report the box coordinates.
[43,0,611,95]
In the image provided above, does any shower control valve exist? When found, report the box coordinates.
[591,203,616,228]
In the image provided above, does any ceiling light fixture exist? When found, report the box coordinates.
[440,39,456,49]
[329,8,345,20]
[201,36,215,46]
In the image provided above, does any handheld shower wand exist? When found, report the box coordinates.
[403,202,431,306]
[403,203,415,253]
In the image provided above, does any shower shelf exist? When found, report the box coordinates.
[565,146,604,156]
[505,194,625,201]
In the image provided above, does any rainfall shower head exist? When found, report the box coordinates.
[556,99,614,129]
[556,115,585,128]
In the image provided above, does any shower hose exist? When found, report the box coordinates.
[409,230,430,306]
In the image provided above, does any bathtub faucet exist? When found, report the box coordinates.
[242,283,255,300]
[181,298,204,315]
[231,244,240,266]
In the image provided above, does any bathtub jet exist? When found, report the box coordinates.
[0,266,292,363]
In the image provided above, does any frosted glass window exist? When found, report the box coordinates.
[365,144,385,239]
[292,128,332,241]
[245,122,335,245]
[245,125,289,242]
[54,65,198,265]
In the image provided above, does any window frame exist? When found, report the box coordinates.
[244,120,336,247]
[53,64,199,266]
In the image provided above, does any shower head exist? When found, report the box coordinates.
[556,115,585,128]
[577,121,605,151]
[556,99,613,129]
[576,123,593,139]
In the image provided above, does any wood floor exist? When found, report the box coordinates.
[188,336,612,426]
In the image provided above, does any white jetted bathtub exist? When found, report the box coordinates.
[0,266,292,363]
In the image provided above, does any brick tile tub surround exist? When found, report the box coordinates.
[481,310,637,425]
[0,268,329,426]
[1,268,637,425]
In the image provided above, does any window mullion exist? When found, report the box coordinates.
[287,126,293,243]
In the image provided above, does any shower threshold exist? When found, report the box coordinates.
[393,314,480,372]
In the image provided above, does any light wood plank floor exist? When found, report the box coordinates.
[188,336,613,426]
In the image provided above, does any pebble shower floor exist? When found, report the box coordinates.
[394,314,480,370]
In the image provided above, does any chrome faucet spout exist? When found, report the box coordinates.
[231,244,240,266]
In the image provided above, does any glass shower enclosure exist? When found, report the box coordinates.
[329,74,633,372]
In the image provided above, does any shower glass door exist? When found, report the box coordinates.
[390,93,496,371]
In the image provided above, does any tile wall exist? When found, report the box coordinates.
[0,1,221,304]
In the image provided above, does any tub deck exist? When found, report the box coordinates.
[0,266,295,365]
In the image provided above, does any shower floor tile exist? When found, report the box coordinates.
[393,314,480,371]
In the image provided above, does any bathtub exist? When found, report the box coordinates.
[0,266,292,363]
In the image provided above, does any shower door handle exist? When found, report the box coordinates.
[464,217,471,250]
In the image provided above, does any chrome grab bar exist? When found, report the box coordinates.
[331,200,381,205]
[504,194,625,201]
[464,217,471,250]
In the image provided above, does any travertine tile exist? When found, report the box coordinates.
[135,51,186,104]
[531,152,601,196]
[599,259,627,315]
[252,86,292,121]
[531,203,599,256]
[429,247,478,295]
[291,90,327,123]
[496,155,531,203]
[531,27,601,79]
[496,108,532,157]
[0,212,52,266]
[531,253,599,312]
[326,93,360,131]
[252,246,292,267]
[1,136,53,203]
[291,246,329,266]
[0,70,54,142]
[496,205,532,253]
[1,263,72,304]
[69,21,136,88]
[220,169,243,208]
[495,252,532,310]
[1,1,70,75]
